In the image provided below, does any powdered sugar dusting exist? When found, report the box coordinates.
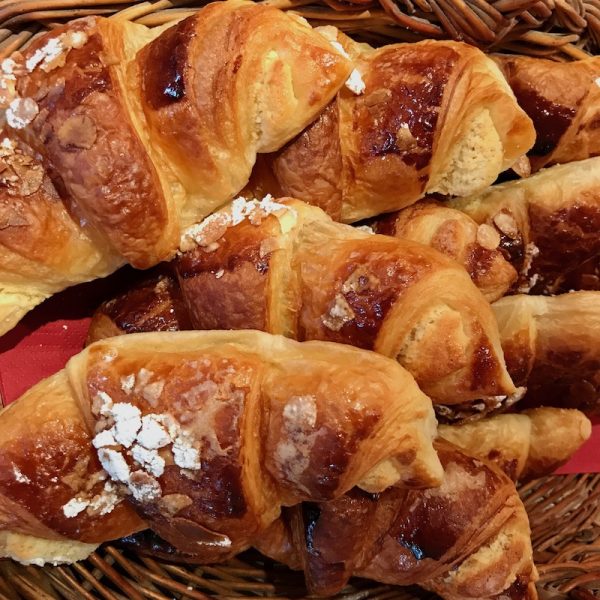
[172,433,201,470]
[26,29,88,74]
[120,374,135,395]
[130,444,165,478]
[274,395,320,488]
[110,403,142,448]
[345,69,365,95]
[89,393,203,507]
[12,465,30,484]
[137,415,171,450]
[5,97,38,129]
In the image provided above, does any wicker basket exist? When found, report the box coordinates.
[0,0,597,59]
[0,1,599,599]
[1,474,599,599]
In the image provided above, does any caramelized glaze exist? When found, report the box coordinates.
[511,84,576,157]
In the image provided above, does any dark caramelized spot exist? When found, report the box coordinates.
[360,46,458,172]
[528,203,600,292]
[98,272,192,334]
[119,529,208,564]
[502,337,534,387]
[466,244,496,283]
[391,445,503,561]
[303,410,380,500]
[176,226,271,280]
[232,54,243,74]
[301,491,380,596]
[140,15,198,109]
[471,339,502,392]
[303,502,322,554]
[174,220,277,331]
[497,231,525,269]
[510,83,576,157]
[307,245,433,350]
[520,350,600,415]
[370,212,399,236]
[501,574,531,600]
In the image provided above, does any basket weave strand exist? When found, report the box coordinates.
[0,0,596,57]
[0,474,599,598]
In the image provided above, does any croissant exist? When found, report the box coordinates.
[270,29,535,223]
[492,292,600,415]
[0,132,123,333]
[0,330,442,567]
[0,1,351,336]
[449,158,600,295]
[371,200,518,302]
[252,441,538,599]
[439,408,592,481]
[88,197,517,407]
[495,54,600,172]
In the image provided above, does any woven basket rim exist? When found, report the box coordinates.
[0,2,599,599]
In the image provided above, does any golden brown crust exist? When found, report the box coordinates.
[14,17,175,268]
[272,102,343,220]
[438,408,592,482]
[0,330,442,563]
[520,408,592,481]
[91,198,515,406]
[0,5,352,335]
[295,221,515,404]
[137,1,351,225]
[493,292,600,415]
[256,442,537,599]
[450,158,600,295]
[0,372,144,544]
[372,201,517,302]
[176,213,282,332]
[272,37,534,223]
[497,54,600,171]
[0,129,123,335]
[86,272,192,345]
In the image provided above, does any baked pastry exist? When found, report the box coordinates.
[439,408,592,481]
[271,29,535,222]
[0,330,442,567]
[496,54,600,172]
[493,292,600,415]
[0,132,123,334]
[254,441,538,599]
[88,198,518,407]
[449,158,600,295]
[0,1,351,336]
[372,200,517,302]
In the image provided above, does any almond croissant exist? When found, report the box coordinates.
[493,292,600,415]
[270,29,535,222]
[257,441,539,599]
[372,200,518,302]
[88,198,518,407]
[439,408,592,481]
[115,441,538,600]
[449,158,600,296]
[496,54,600,172]
[0,1,351,336]
[0,330,442,567]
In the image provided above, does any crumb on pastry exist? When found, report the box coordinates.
[322,293,355,331]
